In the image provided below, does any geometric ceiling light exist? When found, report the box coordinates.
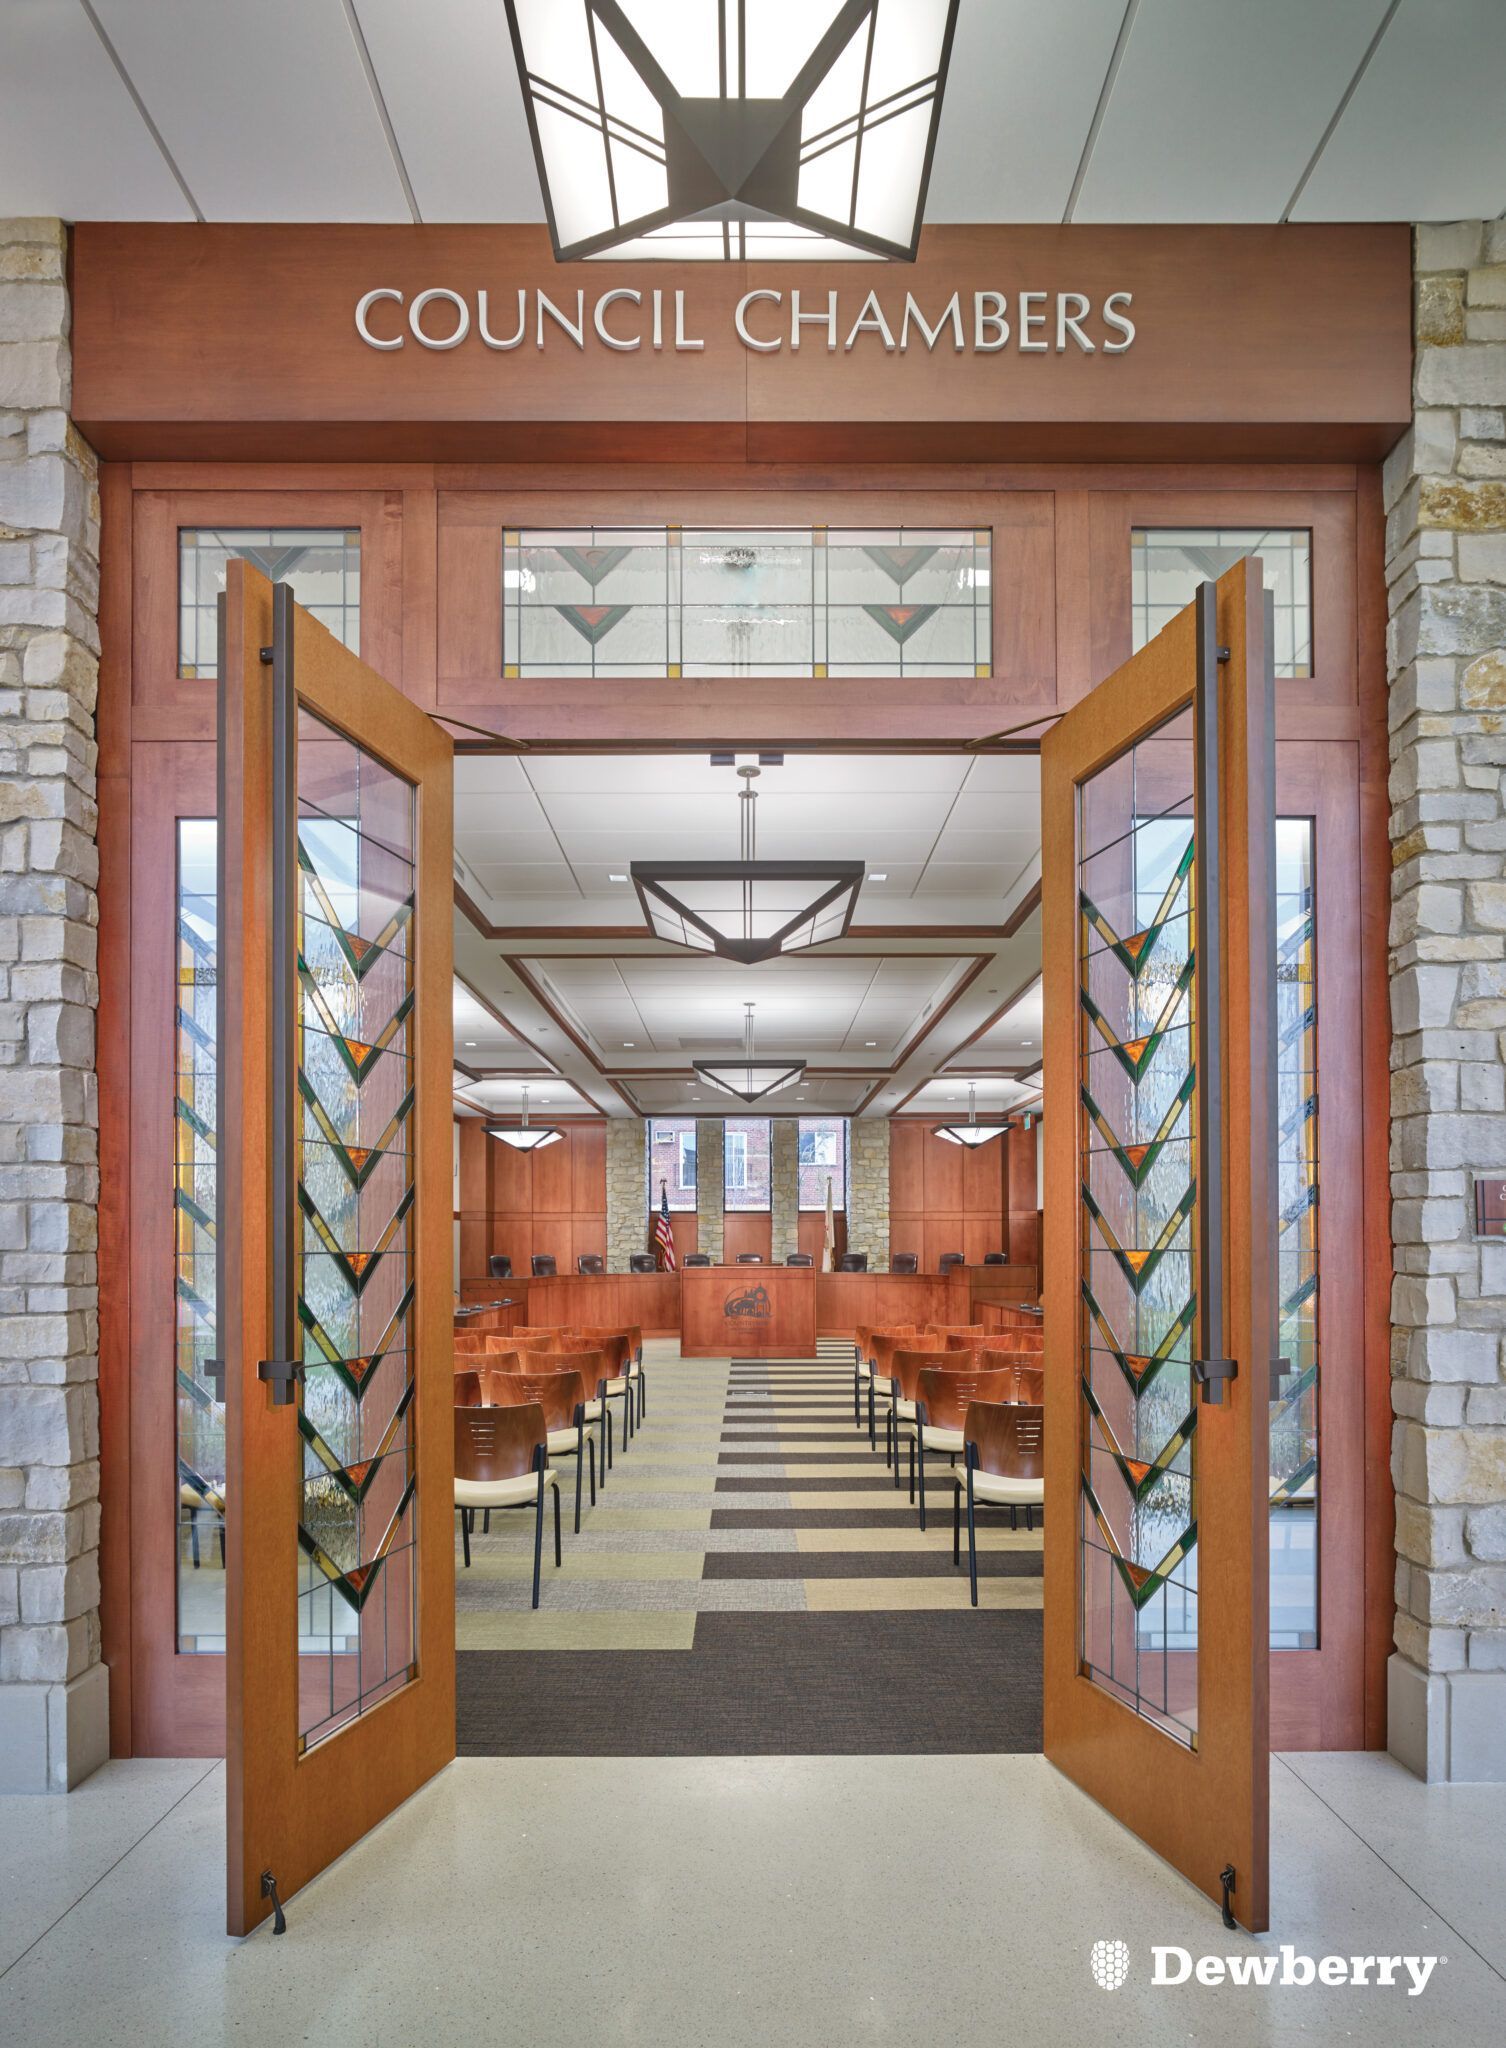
[503,0,960,262]
[934,1080,1015,1149]
[486,1082,564,1151]
[694,1002,806,1105]
[632,764,864,964]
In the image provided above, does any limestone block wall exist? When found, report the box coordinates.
[694,1118,725,1264]
[771,1118,799,1262]
[847,1119,890,1271]
[0,220,106,1791]
[605,1118,646,1271]
[1386,218,1506,1781]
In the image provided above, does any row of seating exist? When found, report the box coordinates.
[851,1312,1046,1604]
[486,1251,1034,1277]
[451,1322,647,1607]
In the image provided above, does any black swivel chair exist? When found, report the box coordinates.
[684,1253,711,1267]
[736,1252,763,1264]
[488,1254,512,1280]
[939,1251,965,1274]
[786,1253,813,1266]
[629,1253,657,1274]
[838,1251,868,1273]
[577,1254,604,1275]
[983,1252,1007,1266]
[889,1252,918,1275]
[531,1254,558,1278]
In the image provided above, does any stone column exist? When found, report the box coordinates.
[694,1118,724,1263]
[1385,218,1506,1781]
[847,1119,890,1272]
[771,1118,799,1262]
[605,1118,646,1271]
[0,219,106,1791]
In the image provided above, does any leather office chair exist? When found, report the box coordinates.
[786,1252,813,1266]
[838,1251,867,1272]
[629,1252,656,1274]
[684,1253,711,1266]
[983,1252,1007,1266]
[890,1252,918,1274]
[488,1254,512,1280]
[577,1254,604,1275]
[939,1251,965,1274]
[531,1254,557,1278]
[736,1252,763,1264]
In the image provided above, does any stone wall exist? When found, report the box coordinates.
[847,1119,890,1272]
[694,1118,724,1264]
[1385,217,1506,1781]
[771,1118,799,1263]
[605,1118,646,1271]
[0,220,106,1791]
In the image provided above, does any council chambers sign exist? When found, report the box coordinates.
[353,283,1138,357]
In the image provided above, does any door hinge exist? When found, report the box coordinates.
[257,1358,304,1407]
[259,646,274,664]
[1218,1863,1237,1930]
[1193,1356,1237,1405]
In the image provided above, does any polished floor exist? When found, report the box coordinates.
[456,1341,1043,1752]
[1,1751,1502,2045]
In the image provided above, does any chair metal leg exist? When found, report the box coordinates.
[966,1473,979,1607]
[483,1510,491,1534]
[552,1479,562,1566]
[868,1379,876,1450]
[916,1426,927,1529]
[953,1482,961,1564]
[461,1506,471,1569]
[575,1424,585,1533]
[531,1479,544,1608]
[588,1435,597,1506]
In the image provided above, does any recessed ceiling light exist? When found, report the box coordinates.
[609,873,628,882]
[870,873,888,882]
[864,1041,877,1047]
[1021,1040,1034,1047]
[623,1041,635,1048]
[464,1041,477,1047]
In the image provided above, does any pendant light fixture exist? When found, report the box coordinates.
[934,1080,1013,1149]
[633,764,863,965]
[503,0,961,264]
[694,1002,805,1104]
[487,1083,564,1151]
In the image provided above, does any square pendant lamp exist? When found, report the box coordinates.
[934,1081,1013,1148]
[693,1002,805,1103]
[487,1084,564,1150]
[503,0,961,262]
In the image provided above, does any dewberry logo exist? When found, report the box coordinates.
[1089,1940,1131,1990]
[1152,1947,1443,1995]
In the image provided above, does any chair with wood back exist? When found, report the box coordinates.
[454,1368,484,1408]
[853,1323,916,1439]
[527,1345,618,1477]
[955,1401,1045,1605]
[867,1329,922,1452]
[454,1403,561,1606]
[572,1327,645,1427]
[927,1323,987,1340]
[971,1347,1046,1404]
[909,1365,1015,1529]
[879,1347,955,1480]
[454,1332,491,1355]
[490,1367,597,1531]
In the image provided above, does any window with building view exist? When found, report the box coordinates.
[798,1116,848,1210]
[723,1117,772,1210]
[648,1116,697,1211]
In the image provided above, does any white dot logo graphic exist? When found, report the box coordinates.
[1089,1939,1131,1991]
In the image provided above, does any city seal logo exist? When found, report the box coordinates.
[1090,1939,1131,1991]
[723,1285,772,1321]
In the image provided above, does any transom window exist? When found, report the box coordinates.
[502,526,991,680]
[1131,527,1312,679]
[178,527,361,679]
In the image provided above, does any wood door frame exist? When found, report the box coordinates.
[1041,559,1274,1932]
[221,563,455,1935]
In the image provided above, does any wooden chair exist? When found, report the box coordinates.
[490,1367,597,1531]
[454,1333,491,1355]
[867,1328,921,1452]
[955,1401,1045,1606]
[970,1348,1045,1404]
[454,1403,561,1606]
[454,1368,483,1407]
[909,1365,1014,1529]
[878,1347,955,1477]
[572,1327,644,1427]
[853,1323,915,1439]
[927,1323,987,1340]
[516,1346,615,1486]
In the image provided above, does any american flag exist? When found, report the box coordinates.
[652,1179,677,1272]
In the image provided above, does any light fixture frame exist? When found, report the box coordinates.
[934,1079,1015,1149]
[632,858,864,965]
[692,1056,808,1105]
[503,0,962,264]
[486,1082,564,1151]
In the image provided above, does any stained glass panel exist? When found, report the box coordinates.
[295,712,419,1751]
[1131,529,1311,679]
[176,821,224,1651]
[1271,819,1320,1649]
[501,526,991,678]
[180,529,360,679]
[1078,715,1200,1747]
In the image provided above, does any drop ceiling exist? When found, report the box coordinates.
[3,1,1502,225]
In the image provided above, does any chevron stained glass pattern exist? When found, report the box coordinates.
[1078,713,1201,1747]
[501,527,991,678]
[295,714,419,1751]
[175,822,225,1652]
[1271,820,1320,1649]
[1131,528,1311,679]
[179,529,360,679]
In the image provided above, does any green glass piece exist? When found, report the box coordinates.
[1083,1378,1198,1502]
[297,1182,414,1296]
[297,964,414,1081]
[1081,953,1194,1081]
[1082,1070,1196,1187]
[298,1380,415,1504]
[298,1281,414,1400]
[296,843,413,978]
[1083,1181,1196,1295]
[1079,835,1195,977]
[1082,1281,1196,1397]
[1083,1476,1199,1612]
[297,1473,416,1614]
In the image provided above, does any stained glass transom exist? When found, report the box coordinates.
[1131,529,1311,680]
[501,527,991,678]
[295,714,419,1750]
[179,529,360,679]
[1078,713,1200,1748]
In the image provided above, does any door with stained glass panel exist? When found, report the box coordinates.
[218,562,454,1936]
[1041,558,1276,1933]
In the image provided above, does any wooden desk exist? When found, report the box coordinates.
[459,1271,680,1335]
[814,1270,968,1334]
[680,1264,817,1358]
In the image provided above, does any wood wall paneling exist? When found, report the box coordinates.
[722,1211,774,1266]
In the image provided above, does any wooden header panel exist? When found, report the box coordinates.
[70,223,1411,462]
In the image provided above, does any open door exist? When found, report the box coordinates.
[219,563,455,1935]
[1041,559,1276,1932]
